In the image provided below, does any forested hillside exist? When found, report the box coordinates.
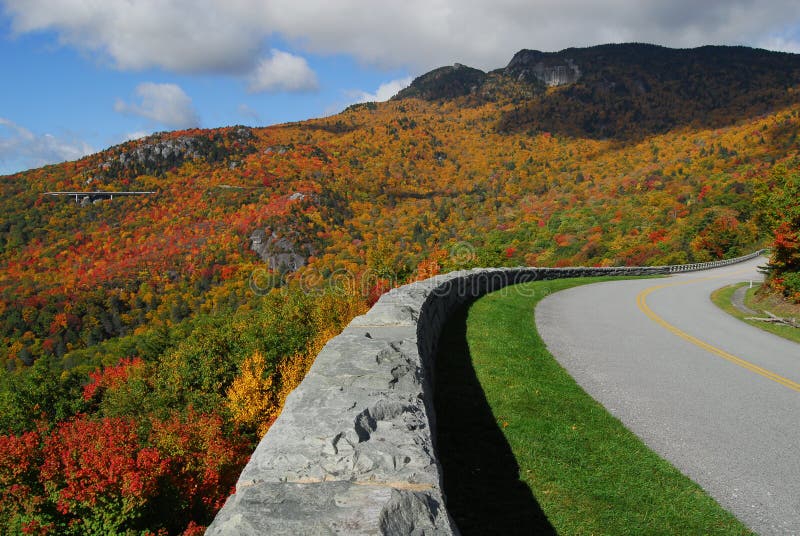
[0,43,798,534]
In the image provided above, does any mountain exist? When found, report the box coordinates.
[393,63,490,100]
[0,43,798,533]
[397,43,800,139]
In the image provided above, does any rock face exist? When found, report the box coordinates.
[90,126,257,182]
[505,50,581,87]
[207,251,765,535]
[113,128,252,171]
[249,230,312,272]
[115,136,201,168]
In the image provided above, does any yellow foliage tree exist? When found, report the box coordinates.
[227,288,367,438]
[226,351,278,437]
[274,352,312,411]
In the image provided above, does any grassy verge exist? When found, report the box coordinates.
[711,283,800,344]
[435,277,752,536]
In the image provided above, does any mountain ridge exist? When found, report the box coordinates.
[397,43,800,98]
[395,43,800,139]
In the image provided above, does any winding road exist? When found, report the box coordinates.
[536,256,800,535]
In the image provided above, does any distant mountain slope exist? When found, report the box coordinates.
[2,43,798,372]
[393,63,489,100]
[396,43,800,139]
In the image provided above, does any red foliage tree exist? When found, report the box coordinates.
[149,409,250,523]
[82,357,144,401]
[0,430,50,533]
[39,415,168,533]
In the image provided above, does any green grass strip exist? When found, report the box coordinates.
[711,283,800,344]
[435,277,752,536]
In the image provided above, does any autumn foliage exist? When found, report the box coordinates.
[758,165,800,301]
[1,46,799,531]
[82,357,144,401]
[0,411,248,534]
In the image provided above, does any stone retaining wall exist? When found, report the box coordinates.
[207,250,767,535]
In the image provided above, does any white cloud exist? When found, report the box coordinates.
[0,117,94,174]
[262,0,800,70]
[2,1,799,74]
[115,83,200,129]
[757,26,800,54]
[124,130,151,141]
[759,36,800,53]
[3,0,262,73]
[247,49,318,93]
[325,77,412,116]
[351,77,413,103]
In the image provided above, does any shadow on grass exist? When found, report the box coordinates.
[434,303,556,535]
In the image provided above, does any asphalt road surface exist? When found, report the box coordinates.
[536,256,800,535]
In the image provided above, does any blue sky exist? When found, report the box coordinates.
[1,0,798,175]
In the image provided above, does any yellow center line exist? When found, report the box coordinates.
[636,269,800,393]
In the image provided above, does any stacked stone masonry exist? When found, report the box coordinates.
[207,250,766,535]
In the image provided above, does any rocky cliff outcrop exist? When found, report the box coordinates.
[249,230,313,272]
[88,126,257,182]
[504,50,581,86]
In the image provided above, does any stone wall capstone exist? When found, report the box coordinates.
[206,250,766,535]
